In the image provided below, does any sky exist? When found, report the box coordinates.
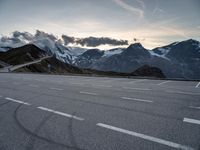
[0,0,200,49]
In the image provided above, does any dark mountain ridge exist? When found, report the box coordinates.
[0,44,165,78]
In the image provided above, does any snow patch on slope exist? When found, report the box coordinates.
[103,48,124,57]
[149,48,171,60]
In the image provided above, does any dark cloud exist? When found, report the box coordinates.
[1,30,129,49]
[1,36,21,43]
[62,35,128,47]
[77,37,128,47]
[35,30,57,41]
[12,31,34,41]
[62,35,75,45]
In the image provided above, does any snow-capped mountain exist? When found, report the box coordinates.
[0,31,88,64]
[73,39,200,80]
[1,31,200,79]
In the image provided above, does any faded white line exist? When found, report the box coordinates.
[5,97,30,105]
[94,85,112,88]
[50,87,64,91]
[189,106,200,110]
[70,83,84,86]
[29,84,39,88]
[37,106,84,121]
[97,123,194,150]
[195,82,200,88]
[129,79,146,84]
[166,90,200,96]
[121,97,153,103]
[80,91,98,96]
[123,87,151,91]
[183,118,200,125]
[158,81,171,85]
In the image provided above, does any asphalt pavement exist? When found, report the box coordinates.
[0,73,199,150]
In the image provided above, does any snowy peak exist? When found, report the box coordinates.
[122,43,150,58]
[103,48,124,57]
[129,43,144,49]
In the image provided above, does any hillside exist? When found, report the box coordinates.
[0,44,47,65]
[0,44,166,78]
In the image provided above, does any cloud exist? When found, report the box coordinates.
[62,35,129,47]
[112,0,144,18]
[77,37,128,47]
[62,35,75,45]
[12,31,34,41]
[35,30,57,41]
[152,7,165,15]
[136,0,145,9]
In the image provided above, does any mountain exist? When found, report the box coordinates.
[0,30,88,64]
[1,32,199,80]
[73,39,200,80]
[0,44,165,78]
[131,65,165,78]
[151,39,200,79]
[0,44,47,65]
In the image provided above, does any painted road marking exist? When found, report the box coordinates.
[195,82,200,88]
[183,118,200,125]
[121,97,153,103]
[189,106,200,110]
[70,83,84,86]
[37,106,84,121]
[50,87,64,91]
[5,97,30,105]
[158,81,171,85]
[166,90,200,96]
[80,91,98,96]
[129,79,146,84]
[97,123,194,150]
[29,84,39,88]
[94,85,112,88]
[123,87,151,91]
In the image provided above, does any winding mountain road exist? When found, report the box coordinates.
[0,55,51,72]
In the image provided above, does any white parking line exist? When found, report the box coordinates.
[123,87,151,91]
[50,87,64,91]
[189,106,200,110]
[97,123,193,150]
[195,82,200,88]
[29,84,39,88]
[80,91,98,96]
[37,106,84,121]
[70,83,84,85]
[158,81,171,85]
[129,79,146,84]
[94,85,112,88]
[166,90,200,96]
[183,118,200,125]
[121,97,153,103]
[5,97,30,105]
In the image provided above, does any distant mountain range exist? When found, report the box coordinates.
[0,33,199,79]
[73,39,200,80]
[0,44,165,78]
